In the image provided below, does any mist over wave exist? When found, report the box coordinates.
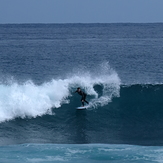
[0,62,121,122]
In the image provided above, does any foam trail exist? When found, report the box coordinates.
[69,62,121,108]
[0,62,121,122]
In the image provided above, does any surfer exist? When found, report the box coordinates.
[75,87,89,106]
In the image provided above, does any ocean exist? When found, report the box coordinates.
[0,23,163,162]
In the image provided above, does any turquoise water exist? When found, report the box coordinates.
[1,144,163,163]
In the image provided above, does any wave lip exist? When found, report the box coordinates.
[0,62,121,122]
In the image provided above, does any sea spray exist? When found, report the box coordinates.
[0,63,121,122]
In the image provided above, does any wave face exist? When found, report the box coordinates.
[1,83,163,145]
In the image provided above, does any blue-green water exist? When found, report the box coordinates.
[0,23,163,162]
[1,144,163,163]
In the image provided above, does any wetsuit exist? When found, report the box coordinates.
[76,90,89,106]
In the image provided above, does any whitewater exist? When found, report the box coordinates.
[0,62,120,122]
[1,23,163,163]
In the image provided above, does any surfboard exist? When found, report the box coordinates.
[76,106,87,110]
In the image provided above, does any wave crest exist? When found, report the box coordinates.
[0,62,121,122]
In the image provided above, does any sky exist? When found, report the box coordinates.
[0,0,163,24]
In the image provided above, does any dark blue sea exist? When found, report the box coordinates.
[0,23,163,162]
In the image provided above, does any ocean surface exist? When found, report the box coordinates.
[0,23,163,162]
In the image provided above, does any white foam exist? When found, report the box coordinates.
[0,62,121,122]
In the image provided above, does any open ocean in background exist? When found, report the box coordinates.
[0,23,163,162]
